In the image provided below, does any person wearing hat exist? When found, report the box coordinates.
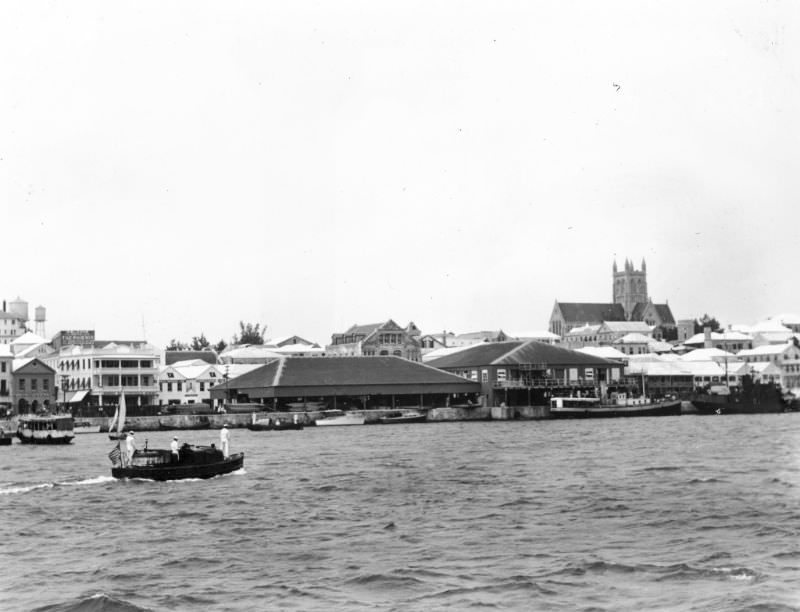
[125,430,136,467]
[220,423,230,458]
[170,436,179,461]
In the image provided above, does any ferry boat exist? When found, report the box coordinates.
[16,414,75,444]
[314,410,366,426]
[549,394,682,419]
[109,442,244,481]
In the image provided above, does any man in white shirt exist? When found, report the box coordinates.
[125,431,136,466]
[220,424,230,458]
[170,436,179,461]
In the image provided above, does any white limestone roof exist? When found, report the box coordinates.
[173,364,221,380]
[0,344,13,357]
[614,333,652,344]
[422,344,475,362]
[679,348,736,361]
[626,353,669,362]
[770,313,800,326]
[270,343,326,355]
[509,330,560,340]
[600,321,653,333]
[11,331,48,345]
[751,319,793,333]
[12,357,35,371]
[685,331,752,345]
[169,359,210,368]
[567,324,601,335]
[748,361,783,374]
[647,340,676,353]
[738,343,798,357]
[625,360,692,376]
[220,345,282,359]
[577,346,627,360]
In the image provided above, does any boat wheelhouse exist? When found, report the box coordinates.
[16,414,75,444]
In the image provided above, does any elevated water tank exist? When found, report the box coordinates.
[9,297,28,322]
[35,305,46,336]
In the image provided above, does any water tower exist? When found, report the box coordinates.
[35,305,46,337]
[8,297,29,324]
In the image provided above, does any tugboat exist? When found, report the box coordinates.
[16,414,75,444]
[692,375,790,415]
[109,441,244,481]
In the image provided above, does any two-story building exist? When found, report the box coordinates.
[327,320,422,361]
[158,359,226,406]
[12,357,57,413]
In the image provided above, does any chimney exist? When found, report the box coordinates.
[704,326,712,349]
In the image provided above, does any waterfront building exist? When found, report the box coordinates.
[0,345,12,414]
[44,338,160,411]
[327,320,422,361]
[12,357,57,413]
[158,359,225,406]
[736,342,800,390]
[426,340,619,408]
[549,259,677,340]
[209,356,480,411]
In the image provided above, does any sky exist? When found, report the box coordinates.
[1,1,798,348]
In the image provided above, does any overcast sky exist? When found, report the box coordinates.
[1,2,798,347]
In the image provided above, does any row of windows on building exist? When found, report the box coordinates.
[159,381,216,392]
[60,359,155,371]
[17,378,50,392]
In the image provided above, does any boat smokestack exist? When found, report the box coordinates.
[704,326,712,349]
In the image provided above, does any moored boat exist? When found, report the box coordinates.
[314,410,366,426]
[379,410,427,424]
[74,421,101,434]
[247,415,304,431]
[692,377,789,415]
[109,442,244,481]
[549,395,682,419]
[0,429,14,445]
[16,414,75,444]
[108,393,128,440]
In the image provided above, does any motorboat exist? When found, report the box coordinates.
[314,410,366,426]
[378,410,426,424]
[16,414,75,444]
[109,442,244,481]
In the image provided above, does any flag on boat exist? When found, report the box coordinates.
[108,444,121,465]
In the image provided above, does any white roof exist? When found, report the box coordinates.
[0,344,13,358]
[679,348,736,361]
[220,345,282,359]
[614,333,652,344]
[11,331,48,345]
[685,331,752,345]
[422,344,475,362]
[170,359,212,368]
[600,321,653,333]
[751,319,793,333]
[647,340,676,353]
[270,344,326,355]
[738,343,798,357]
[509,330,560,340]
[577,346,627,360]
[567,324,601,335]
[770,313,800,326]
[748,361,783,374]
[173,364,221,380]
[626,360,693,376]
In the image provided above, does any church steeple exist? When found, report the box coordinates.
[613,256,648,320]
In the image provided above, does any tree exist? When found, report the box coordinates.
[191,333,210,351]
[214,339,227,353]
[166,338,188,350]
[232,321,266,345]
[694,314,722,334]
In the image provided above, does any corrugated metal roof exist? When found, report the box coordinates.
[427,340,616,369]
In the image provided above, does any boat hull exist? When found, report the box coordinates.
[0,435,13,446]
[247,422,304,431]
[17,433,75,444]
[112,453,244,481]
[691,397,787,415]
[316,416,366,426]
[550,400,682,419]
[379,415,427,424]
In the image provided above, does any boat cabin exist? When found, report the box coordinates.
[550,397,600,409]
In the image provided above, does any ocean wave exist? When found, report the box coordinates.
[545,560,762,583]
[0,475,114,495]
[0,482,54,495]
[345,572,427,590]
[31,592,152,612]
[642,466,683,472]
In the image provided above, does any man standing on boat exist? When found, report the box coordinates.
[220,423,230,458]
[170,436,179,460]
[125,431,136,466]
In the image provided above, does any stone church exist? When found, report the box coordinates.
[548,259,676,340]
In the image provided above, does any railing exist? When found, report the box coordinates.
[493,378,597,389]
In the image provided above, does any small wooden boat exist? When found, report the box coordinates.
[379,410,426,424]
[314,410,365,426]
[16,414,75,444]
[110,443,244,481]
[0,430,14,445]
[74,421,101,434]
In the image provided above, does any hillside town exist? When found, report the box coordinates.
[2,258,799,420]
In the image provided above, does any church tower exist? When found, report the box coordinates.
[612,258,648,320]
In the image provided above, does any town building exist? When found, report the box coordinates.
[327,320,422,361]
[426,340,620,408]
[0,345,12,414]
[683,328,753,352]
[218,345,282,364]
[613,333,653,355]
[209,356,480,411]
[164,350,218,366]
[43,336,161,413]
[549,259,676,340]
[158,359,225,406]
[12,357,57,413]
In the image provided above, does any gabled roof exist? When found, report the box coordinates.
[614,333,652,344]
[679,348,736,361]
[11,331,49,345]
[556,302,626,324]
[455,330,508,341]
[577,346,627,360]
[600,321,653,333]
[654,304,675,325]
[343,322,385,336]
[738,343,798,357]
[211,356,480,397]
[566,324,601,336]
[509,330,560,341]
[684,331,752,345]
[165,350,218,366]
[426,340,616,369]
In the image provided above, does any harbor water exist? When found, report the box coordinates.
[1,415,799,611]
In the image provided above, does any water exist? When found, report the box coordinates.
[1,415,799,611]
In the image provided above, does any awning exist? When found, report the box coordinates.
[66,390,89,403]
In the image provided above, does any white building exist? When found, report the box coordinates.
[44,339,160,409]
[158,359,226,406]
